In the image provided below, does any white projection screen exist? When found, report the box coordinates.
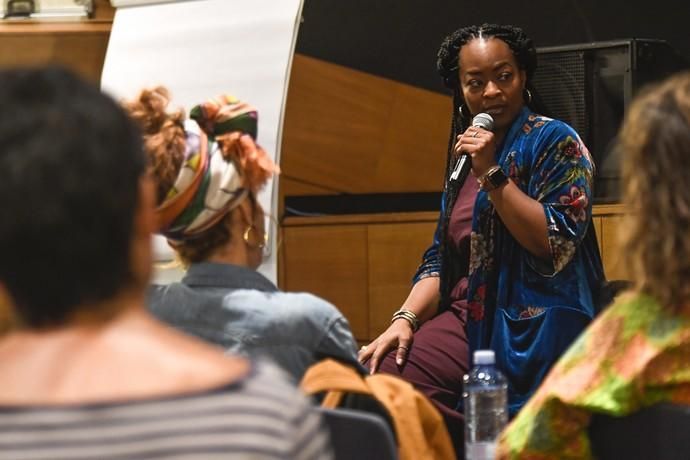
[102,0,304,283]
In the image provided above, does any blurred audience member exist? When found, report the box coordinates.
[0,67,331,459]
[124,88,358,381]
[497,71,690,459]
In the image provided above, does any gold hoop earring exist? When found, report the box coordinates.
[243,225,267,249]
[523,88,533,105]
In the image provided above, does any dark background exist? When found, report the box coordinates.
[296,0,690,94]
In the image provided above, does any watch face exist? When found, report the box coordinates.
[488,167,508,187]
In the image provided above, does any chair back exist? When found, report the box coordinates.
[301,358,456,460]
[589,403,690,460]
[318,406,398,460]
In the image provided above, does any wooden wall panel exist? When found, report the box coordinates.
[593,204,626,280]
[0,33,110,83]
[0,0,113,84]
[280,206,627,342]
[280,176,336,197]
[280,54,451,199]
[281,224,369,339]
[591,216,603,256]
[600,214,626,281]
[367,221,437,340]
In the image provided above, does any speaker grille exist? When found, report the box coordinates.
[532,51,588,140]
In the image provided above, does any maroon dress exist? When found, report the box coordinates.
[377,176,478,456]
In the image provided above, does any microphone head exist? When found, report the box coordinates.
[472,113,494,131]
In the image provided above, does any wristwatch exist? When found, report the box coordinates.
[478,165,508,192]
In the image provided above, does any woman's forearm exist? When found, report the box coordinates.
[399,276,441,324]
[487,180,551,260]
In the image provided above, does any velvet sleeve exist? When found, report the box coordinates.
[526,122,595,275]
[412,191,446,283]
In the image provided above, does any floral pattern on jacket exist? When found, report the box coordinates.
[465,107,605,414]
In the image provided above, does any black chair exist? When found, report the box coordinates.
[594,279,632,313]
[589,403,690,460]
[317,406,398,460]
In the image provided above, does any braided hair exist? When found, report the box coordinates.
[435,24,546,182]
[438,24,536,90]
[437,24,539,135]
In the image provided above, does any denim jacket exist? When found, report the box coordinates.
[147,262,359,382]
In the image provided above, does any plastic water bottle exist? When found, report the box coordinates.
[463,349,508,460]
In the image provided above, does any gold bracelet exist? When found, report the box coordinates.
[391,309,420,332]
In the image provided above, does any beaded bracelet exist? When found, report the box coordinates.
[391,308,420,332]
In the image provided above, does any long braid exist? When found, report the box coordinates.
[438,88,466,308]
[442,89,463,184]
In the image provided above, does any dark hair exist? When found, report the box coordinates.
[0,67,146,328]
[437,24,542,133]
[437,23,537,91]
[172,214,233,265]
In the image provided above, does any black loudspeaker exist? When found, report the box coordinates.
[531,39,689,203]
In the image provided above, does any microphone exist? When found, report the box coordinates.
[449,113,495,183]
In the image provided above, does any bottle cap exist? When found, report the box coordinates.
[473,349,495,365]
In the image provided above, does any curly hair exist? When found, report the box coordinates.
[618,71,690,311]
[124,88,231,265]
[122,87,186,204]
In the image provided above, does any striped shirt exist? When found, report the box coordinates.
[0,360,332,460]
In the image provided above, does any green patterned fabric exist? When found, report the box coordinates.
[497,292,690,459]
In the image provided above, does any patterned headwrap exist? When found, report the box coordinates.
[155,95,279,241]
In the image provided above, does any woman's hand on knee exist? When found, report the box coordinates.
[358,320,414,374]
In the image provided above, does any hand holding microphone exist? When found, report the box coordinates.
[450,113,495,184]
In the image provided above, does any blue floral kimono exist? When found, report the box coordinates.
[465,107,605,414]
[414,106,605,416]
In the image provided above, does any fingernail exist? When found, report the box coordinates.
[396,358,403,365]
